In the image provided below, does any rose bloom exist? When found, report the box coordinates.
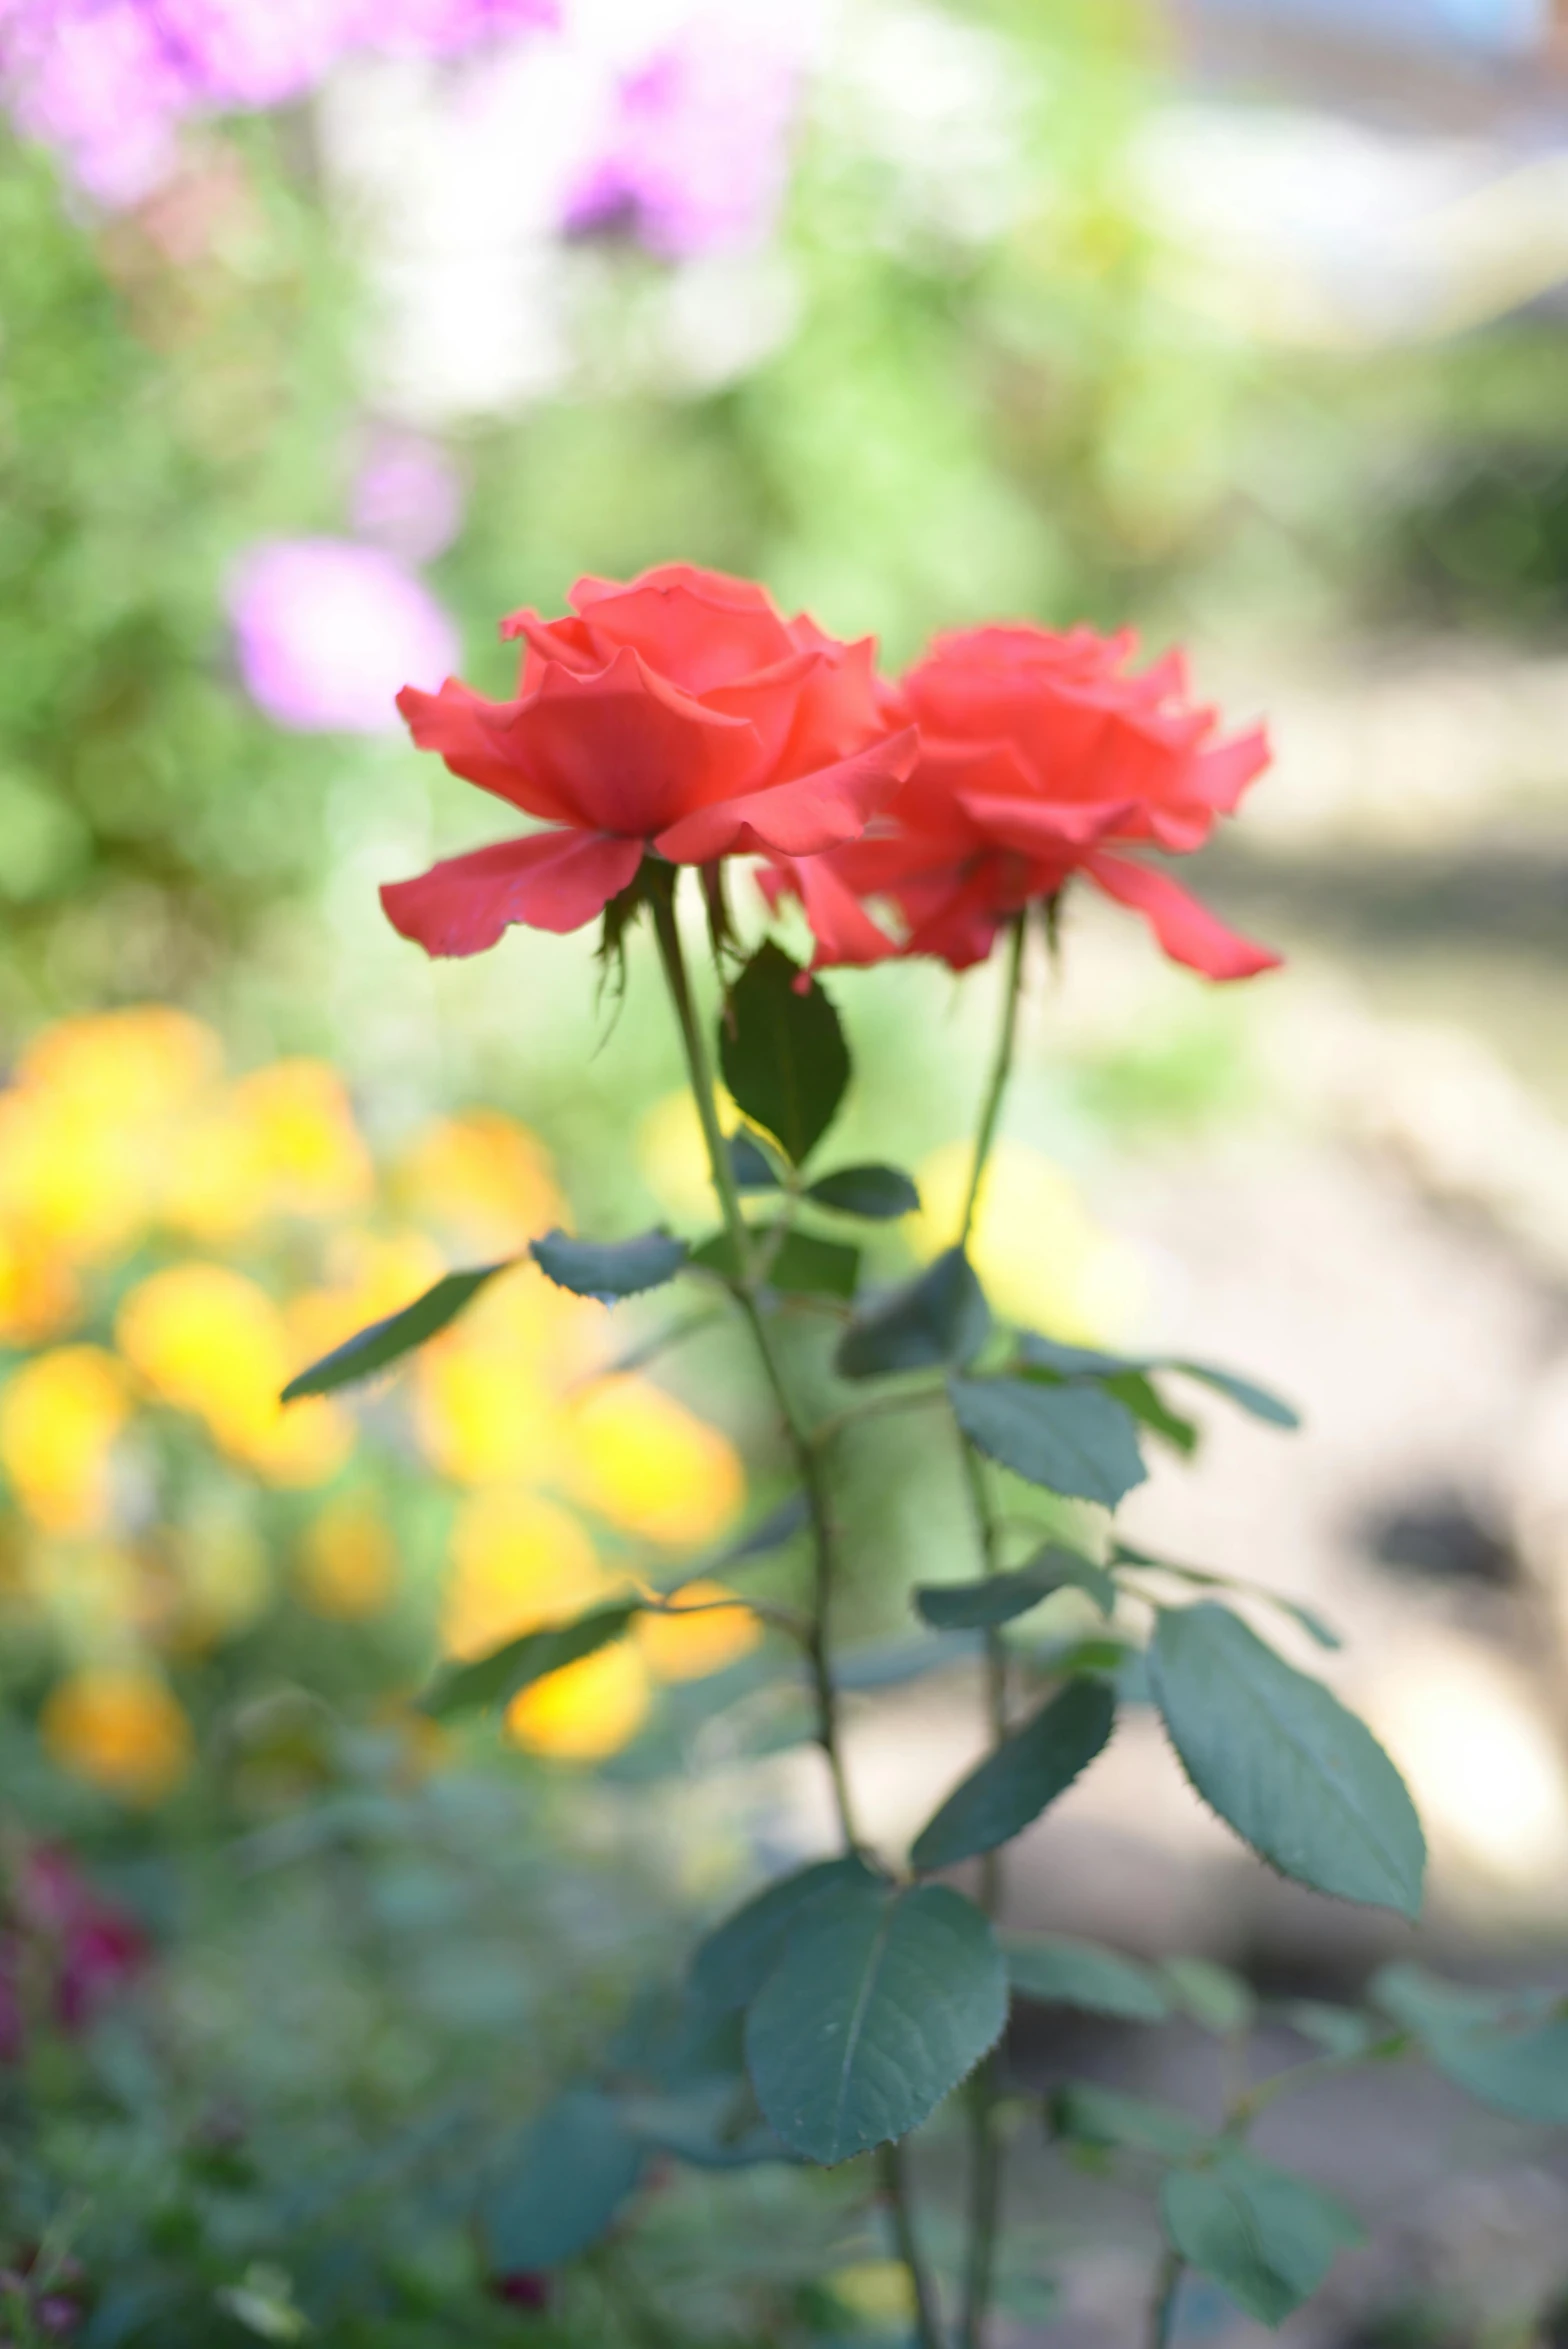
[774,623,1277,981]
[382,563,916,955]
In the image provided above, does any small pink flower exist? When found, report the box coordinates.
[229,539,460,736]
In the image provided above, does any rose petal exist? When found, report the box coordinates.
[652,726,917,864]
[768,854,899,969]
[955,789,1136,858]
[484,645,760,836]
[381,831,644,958]
[566,571,794,694]
[1084,854,1280,981]
[397,680,577,825]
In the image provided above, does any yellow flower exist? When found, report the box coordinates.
[0,1347,128,1534]
[287,1230,449,1374]
[0,1232,79,1347]
[396,1111,562,1254]
[561,1378,743,1548]
[409,1262,589,1488]
[19,1006,218,1120]
[297,1500,397,1621]
[910,1139,1146,1341]
[226,1060,374,1218]
[117,1263,351,1486]
[41,1666,193,1803]
[506,1640,650,1761]
[414,1340,564,1490]
[636,1584,761,1682]
[442,1489,607,1660]
[0,1009,220,1265]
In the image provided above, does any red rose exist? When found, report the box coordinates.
[774,623,1277,981]
[382,564,916,957]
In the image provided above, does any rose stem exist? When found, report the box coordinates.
[648,866,946,2346]
[956,909,1029,2349]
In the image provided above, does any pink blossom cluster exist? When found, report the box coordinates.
[0,0,557,204]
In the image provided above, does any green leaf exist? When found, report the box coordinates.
[745,1878,1007,2164]
[805,1163,921,1220]
[483,2087,644,2269]
[421,1602,639,1720]
[1005,1934,1169,2022]
[532,1228,688,1300]
[712,1491,810,1569]
[1162,1956,1256,2037]
[949,1377,1147,1508]
[1018,1333,1299,1431]
[1149,1604,1425,1917]
[1106,1371,1200,1457]
[1174,1361,1300,1430]
[728,1131,782,1191]
[1052,2083,1208,2158]
[915,1545,1114,1630]
[835,1248,991,1381]
[690,1224,861,1300]
[280,1262,512,1401]
[719,941,849,1166]
[621,2083,795,2171]
[689,1856,879,2018]
[1160,2152,1362,2326]
[1115,1545,1341,1652]
[1372,1965,1568,2122]
[832,1632,980,1692]
[910,1680,1116,1873]
[1280,2001,1375,2061]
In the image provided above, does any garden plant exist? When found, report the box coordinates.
[276,562,1568,2345]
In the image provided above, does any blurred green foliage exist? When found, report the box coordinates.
[0,123,354,1018]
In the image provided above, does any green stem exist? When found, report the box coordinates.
[959,912,1028,1250]
[646,871,949,2329]
[878,2140,947,2349]
[1148,2247,1184,2349]
[954,916,1029,2349]
[957,1447,1008,2349]
[647,867,859,1852]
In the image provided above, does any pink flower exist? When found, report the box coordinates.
[229,538,460,735]
[563,7,803,259]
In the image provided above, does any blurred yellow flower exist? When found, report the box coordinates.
[561,1378,743,1548]
[287,1230,448,1371]
[297,1499,397,1621]
[414,1340,563,1490]
[397,1111,562,1254]
[0,1232,78,1347]
[505,1639,650,1761]
[636,1089,738,1226]
[0,1009,220,1265]
[636,1583,761,1682]
[911,1139,1146,1341]
[443,1488,608,1661]
[0,1346,129,1534]
[227,1060,374,1218]
[41,1666,193,1803]
[117,1263,351,1485]
[19,1006,218,1121]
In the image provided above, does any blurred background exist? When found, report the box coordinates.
[2,0,1568,2342]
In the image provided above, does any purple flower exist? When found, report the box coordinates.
[228,538,459,735]
[350,432,465,565]
[0,0,558,203]
[564,7,803,259]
